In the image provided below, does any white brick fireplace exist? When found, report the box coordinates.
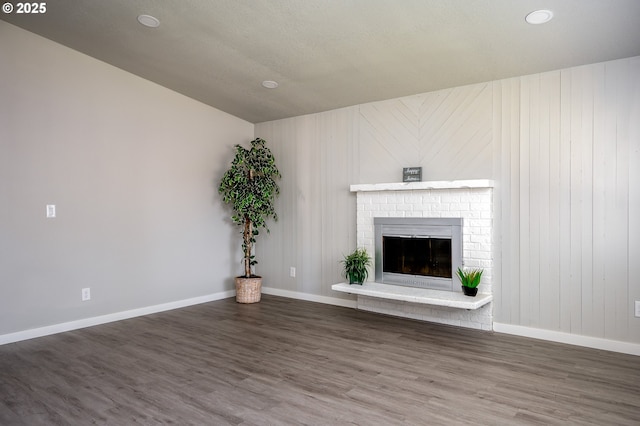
[347,180,494,330]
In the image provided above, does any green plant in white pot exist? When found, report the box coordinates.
[218,138,281,303]
[341,248,372,285]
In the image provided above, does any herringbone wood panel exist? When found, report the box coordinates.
[358,83,492,183]
[1,295,639,425]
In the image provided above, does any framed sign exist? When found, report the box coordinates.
[403,167,422,182]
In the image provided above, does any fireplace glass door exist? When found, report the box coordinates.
[382,236,452,279]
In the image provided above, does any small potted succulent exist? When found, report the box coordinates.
[456,267,483,297]
[341,248,372,285]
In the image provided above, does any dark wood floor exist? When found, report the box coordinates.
[1,295,639,425]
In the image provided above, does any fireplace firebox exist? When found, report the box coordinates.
[374,217,463,291]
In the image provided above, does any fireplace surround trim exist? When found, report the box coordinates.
[374,217,463,291]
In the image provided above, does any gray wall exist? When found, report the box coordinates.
[0,22,254,335]
[257,57,640,345]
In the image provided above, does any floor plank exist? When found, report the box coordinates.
[1,295,639,425]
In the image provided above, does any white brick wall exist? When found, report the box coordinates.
[357,296,493,331]
[355,186,494,329]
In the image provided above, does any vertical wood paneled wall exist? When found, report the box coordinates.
[256,56,640,345]
[256,108,361,297]
[496,57,640,343]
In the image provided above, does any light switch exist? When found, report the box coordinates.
[46,205,56,218]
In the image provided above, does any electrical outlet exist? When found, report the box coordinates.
[82,288,91,301]
[635,301,640,318]
[290,267,296,278]
[46,205,56,218]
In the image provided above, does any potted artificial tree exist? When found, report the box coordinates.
[219,138,281,303]
[341,248,372,285]
[456,267,483,297]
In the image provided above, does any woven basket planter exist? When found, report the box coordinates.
[235,276,262,303]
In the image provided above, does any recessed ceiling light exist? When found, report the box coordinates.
[525,9,554,25]
[262,80,279,89]
[137,14,160,28]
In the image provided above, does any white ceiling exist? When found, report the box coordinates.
[3,0,640,123]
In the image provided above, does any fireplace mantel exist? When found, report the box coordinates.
[350,179,494,193]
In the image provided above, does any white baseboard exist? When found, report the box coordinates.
[262,286,357,308]
[13,289,636,357]
[267,290,640,356]
[0,290,235,346]
[493,322,640,357]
